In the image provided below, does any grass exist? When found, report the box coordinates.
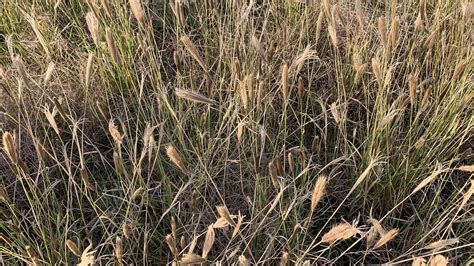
[0,0,473,264]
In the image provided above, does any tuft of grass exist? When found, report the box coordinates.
[0,0,472,264]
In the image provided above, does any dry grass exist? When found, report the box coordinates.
[0,0,473,264]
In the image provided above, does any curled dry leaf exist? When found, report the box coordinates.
[460,179,474,210]
[131,187,145,200]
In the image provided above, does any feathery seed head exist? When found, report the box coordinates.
[129,0,146,27]
[373,228,398,249]
[165,234,178,256]
[321,221,360,244]
[310,175,327,213]
[66,240,81,256]
[2,132,18,164]
[175,89,216,105]
[165,145,188,173]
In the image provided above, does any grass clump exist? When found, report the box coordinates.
[0,0,473,264]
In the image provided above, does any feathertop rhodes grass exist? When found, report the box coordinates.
[0,0,473,264]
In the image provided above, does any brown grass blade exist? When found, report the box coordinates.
[315,11,324,44]
[414,13,423,32]
[424,27,439,50]
[408,74,417,105]
[452,59,466,81]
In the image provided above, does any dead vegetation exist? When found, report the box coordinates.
[0,0,473,264]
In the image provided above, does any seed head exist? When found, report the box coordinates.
[321,222,360,244]
[2,132,18,164]
[165,145,188,173]
[310,175,327,214]
[66,239,81,257]
[129,0,146,27]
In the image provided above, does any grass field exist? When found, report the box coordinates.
[0,0,473,265]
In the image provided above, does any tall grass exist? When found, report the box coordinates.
[0,0,473,264]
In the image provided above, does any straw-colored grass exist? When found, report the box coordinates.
[0,0,472,264]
